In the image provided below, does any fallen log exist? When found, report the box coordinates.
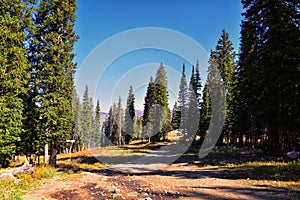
[0,156,34,183]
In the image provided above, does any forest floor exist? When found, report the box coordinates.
[20,142,300,200]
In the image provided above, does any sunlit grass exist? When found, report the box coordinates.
[57,149,92,160]
[217,160,300,188]
[57,160,106,169]
[0,179,30,200]
[225,161,300,179]
[88,146,150,157]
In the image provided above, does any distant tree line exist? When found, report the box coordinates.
[96,0,300,155]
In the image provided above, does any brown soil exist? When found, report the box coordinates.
[22,163,299,200]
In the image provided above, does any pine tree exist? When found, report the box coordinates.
[163,107,172,138]
[93,100,101,147]
[124,86,135,144]
[200,51,226,151]
[186,68,200,141]
[115,96,124,146]
[104,105,115,145]
[28,0,78,166]
[72,89,81,152]
[193,60,203,141]
[195,60,202,104]
[142,76,156,141]
[177,63,189,132]
[89,97,94,148]
[212,30,238,145]
[81,86,93,150]
[171,102,180,130]
[239,0,300,153]
[152,63,169,142]
[199,85,211,145]
[0,0,31,167]
[133,117,143,140]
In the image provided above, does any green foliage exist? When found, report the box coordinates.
[72,90,81,151]
[93,100,101,147]
[142,64,169,142]
[124,86,135,144]
[177,63,189,132]
[81,86,93,149]
[199,85,211,143]
[186,69,200,139]
[142,76,156,140]
[171,101,180,130]
[103,98,125,146]
[115,96,125,145]
[152,63,169,141]
[211,30,238,145]
[0,0,31,167]
[194,60,202,103]
[103,106,115,145]
[238,0,300,153]
[22,0,78,166]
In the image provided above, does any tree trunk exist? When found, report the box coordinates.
[268,128,282,156]
[0,156,34,183]
[49,145,57,167]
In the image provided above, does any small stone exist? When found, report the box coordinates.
[113,188,121,193]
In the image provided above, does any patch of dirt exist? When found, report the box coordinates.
[22,164,299,200]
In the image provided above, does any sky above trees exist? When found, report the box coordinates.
[73,1,243,111]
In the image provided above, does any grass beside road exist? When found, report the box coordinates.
[0,166,57,200]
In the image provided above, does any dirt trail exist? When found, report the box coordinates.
[22,163,298,200]
[23,143,299,199]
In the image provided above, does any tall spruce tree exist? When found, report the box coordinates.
[93,100,101,147]
[195,60,202,104]
[239,0,300,153]
[29,0,78,166]
[186,79,200,140]
[201,51,226,151]
[124,86,135,144]
[186,72,200,140]
[72,89,81,152]
[212,30,238,145]
[199,85,211,145]
[152,63,168,142]
[81,86,93,150]
[193,60,203,141]
[115,96,124,146]
[177,63,189,132]
[142,76,156,141]
[171,101,180,130]
[89,97,94,148]
[0,0,31,167]
[104,105,115,145]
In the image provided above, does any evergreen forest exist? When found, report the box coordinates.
[0,0,299,169]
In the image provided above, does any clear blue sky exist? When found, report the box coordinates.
[74,0,244,112]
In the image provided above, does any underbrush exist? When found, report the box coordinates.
[0,166,57,200]
[230,160,300,181]
[0,179,30,200]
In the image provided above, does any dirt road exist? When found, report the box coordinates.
[22,163,298,200]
